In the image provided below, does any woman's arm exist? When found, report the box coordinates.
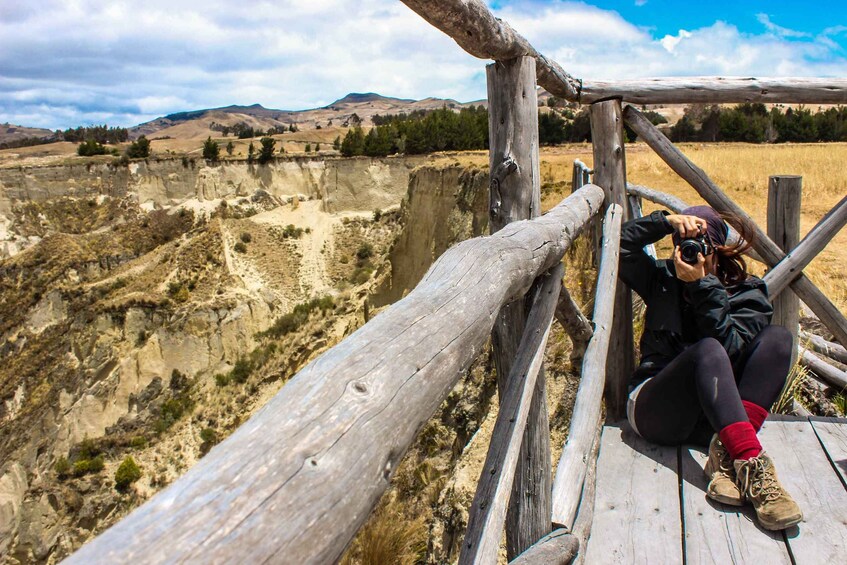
[683,276,773,358]
[619,210,675,299]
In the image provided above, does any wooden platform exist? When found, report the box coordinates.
[583,417,847,564]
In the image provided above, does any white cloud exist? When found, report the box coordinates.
[1,1,845,129]
[756,13,811,39]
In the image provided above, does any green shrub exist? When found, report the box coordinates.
[73,455,105,477]
[234,241,248,253]
[130,436,148,449]
[281,224,304,238]
[127,136,151,158]
[350,266,374,285]
[114,456,142,491]
[356,243,374,261]
[77,139,108,156]
[202,136,220,161]
[215,373,231,387]
[259,296,335,339]
[154,390,194,433]
[55,457,71,479]
[230,358,253,384]
[240,232,252,243]
[373,209,382,221]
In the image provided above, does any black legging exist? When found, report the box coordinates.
[632,325,793,445]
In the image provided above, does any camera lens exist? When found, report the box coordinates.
[679,240,702,265]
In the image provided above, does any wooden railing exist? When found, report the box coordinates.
[63,2,847,564]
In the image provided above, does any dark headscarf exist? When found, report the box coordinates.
[671,205,729,247]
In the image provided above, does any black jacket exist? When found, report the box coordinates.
[620,211,773,390]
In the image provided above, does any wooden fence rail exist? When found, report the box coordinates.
[551,204,623,528]
[64,185,606,565]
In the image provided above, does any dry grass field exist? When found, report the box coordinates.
[446,143,847,314]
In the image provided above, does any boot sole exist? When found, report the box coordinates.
[758,513,803,531]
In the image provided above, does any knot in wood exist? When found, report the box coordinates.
[353,381,367,394]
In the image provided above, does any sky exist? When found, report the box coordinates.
[2,0,846,130]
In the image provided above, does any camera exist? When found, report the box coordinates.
[678,235,715,265]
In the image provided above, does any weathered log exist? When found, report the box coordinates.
[765,194,847,299]
[767,176,802,360]
[624,104,847,349]
[792,400,811,418]
[551,204,622,528]
[800,349,847,391]
[800,331,847,364]
[626,194,656,259]
[461,264,563,565]
[487,55,552,557]
[398,0,580,100]
[626,183,687,213]
[580,77,847,105]
[590,100,634,420]
[554,287,593,368]
[63,185,605,565]
[570,425,602,565]
[508,528,579,565]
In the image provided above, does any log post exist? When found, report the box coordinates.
[589,99,634,419]
[767,176,802,359]
[487,55,551,558]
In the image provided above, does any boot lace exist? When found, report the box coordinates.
[716,442,733,474]
[738,457,782,502]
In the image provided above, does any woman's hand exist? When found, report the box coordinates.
[666,214,705,239]
[674,246,707,282]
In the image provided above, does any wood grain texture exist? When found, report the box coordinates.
[508,528,578,565]
[624,104,847,348]
[767,176,802,360]
[551,204,622,528]
[486,56,552,558]
[809,419,847,489]
[580,77,847,104]
[765,194,847,299]
[583,425,683,564]
[800,331,847,364]
[759,420,847,564]
[680,447,790,564]
[590,100,634,420]
[63,185,605,565]
[460,265,562,565]
[398,0,580,100]
[799,349,847,390]
[569,426,601,565]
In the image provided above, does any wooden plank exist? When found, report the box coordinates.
[624,104,847,348]
[680,447,791,564]
[809,419,847,489]
[486,55,551,558]
[398,0,580,101]
[62,185,605,565]
[508,529,578,565]
[583,425,682,564]
[767,175,802,361]
[554,286,593,367]
[580,77,847,105]
[551,204,623,528]
[570,426,601,565]
[765,194,847,299]
[590,100,634,421]
[461,265,562,565]
[759,420,847,563]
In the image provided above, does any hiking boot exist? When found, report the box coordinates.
[704,434,743,506]
[734,452,803,530]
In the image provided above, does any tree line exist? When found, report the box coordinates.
[669,103,847,143]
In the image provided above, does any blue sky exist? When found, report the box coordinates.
[2,0,846,130]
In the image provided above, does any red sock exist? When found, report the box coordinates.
[742,400,768,432]
[719,421,762,461]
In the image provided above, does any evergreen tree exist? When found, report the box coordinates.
[126,136,150,158]
[257,137,275,164]
[247,141,255,164]
[340,127,366,156]
[305,143,311,153]
[333,136,341,151]
[226,141,234,155]
[538,112,567,145]
[202,136,220,161]
[315,143,320,152]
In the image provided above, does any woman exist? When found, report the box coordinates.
[620,205,802,531]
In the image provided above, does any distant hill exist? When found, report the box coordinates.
[128,93,488,140]
[0,123,57,146]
